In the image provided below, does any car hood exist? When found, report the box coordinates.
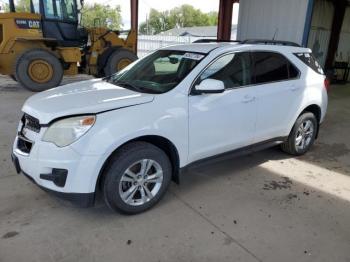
[22,79,155,124]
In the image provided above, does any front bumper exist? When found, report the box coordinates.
[11,152,95,207]
[11,117,104,207]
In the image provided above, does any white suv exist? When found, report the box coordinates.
[12,40,328,214]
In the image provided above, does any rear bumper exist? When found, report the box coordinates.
[11,152,95,207]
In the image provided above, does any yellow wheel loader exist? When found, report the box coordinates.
[0,0,138,91]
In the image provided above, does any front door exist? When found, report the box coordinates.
[188,52,258,163]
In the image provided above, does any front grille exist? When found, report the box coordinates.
[22,114,41,133]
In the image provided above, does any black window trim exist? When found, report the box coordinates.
[189,49,301,96]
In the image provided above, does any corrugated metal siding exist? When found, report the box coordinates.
[137,30,239,58]
[337,7,350,64]
[237,0,309,44]
[307,0,334,67]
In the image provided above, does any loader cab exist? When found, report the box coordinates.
[37,0,83,46]
[9,0,83,46]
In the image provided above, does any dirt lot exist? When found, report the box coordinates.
[0,75,350,262]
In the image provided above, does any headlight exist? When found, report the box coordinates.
[42,115,96,147]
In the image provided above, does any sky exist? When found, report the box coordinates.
[85,0,240,29]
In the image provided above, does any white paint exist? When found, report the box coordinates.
[13,42,327,196]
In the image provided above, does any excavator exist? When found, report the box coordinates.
[0,0,138,91]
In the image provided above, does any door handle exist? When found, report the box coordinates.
[241,95,255,103]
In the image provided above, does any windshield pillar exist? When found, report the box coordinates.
[9,0,15,12]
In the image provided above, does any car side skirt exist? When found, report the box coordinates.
[181,136,287,173]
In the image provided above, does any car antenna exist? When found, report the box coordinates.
[272,28,279,40]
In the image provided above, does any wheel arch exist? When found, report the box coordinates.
[298,104,322,139]
[96,135,181,193]
[301,104,321,124]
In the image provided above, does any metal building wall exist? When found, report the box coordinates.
[307,0,334,67]
[237,0,309,44]
[337,7,350,64]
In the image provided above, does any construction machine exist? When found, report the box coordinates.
[0,0,138,91]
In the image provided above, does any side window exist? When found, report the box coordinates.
[43,0,56,19]
[199,52,252,89]
[32,0,40,13]
[55,0,62,18]
[252,52,290,84]
[62,0,77,21]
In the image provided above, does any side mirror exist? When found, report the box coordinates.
[193,79,225,94]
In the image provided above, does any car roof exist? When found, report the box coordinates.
[162,42,310,54]
[162,42,235,54]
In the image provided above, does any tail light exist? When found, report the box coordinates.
[324,78,330,92]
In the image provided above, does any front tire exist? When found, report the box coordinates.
[15,49,63,92]
[102,142,172,214]
[281,112,318,156]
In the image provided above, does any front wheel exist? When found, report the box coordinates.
[281,112,318,156]
[15,49,63,92]
[102,142,172,214]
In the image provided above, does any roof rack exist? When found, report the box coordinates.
[192,38,302,47]
[241,39,301,47]
[193,39,241,44]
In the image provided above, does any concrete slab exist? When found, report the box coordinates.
[0,76,349,262]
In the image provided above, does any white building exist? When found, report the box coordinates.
[237,0,350,72]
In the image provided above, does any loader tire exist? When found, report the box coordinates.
[10,75,17,82]
[104,49,137,77]
[15,49,63,92]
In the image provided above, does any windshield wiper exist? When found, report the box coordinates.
[112,80,143,92]
[110,80,162,94]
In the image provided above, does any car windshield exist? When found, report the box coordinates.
[107,50,205,94]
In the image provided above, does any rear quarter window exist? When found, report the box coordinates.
[294,53,324,75]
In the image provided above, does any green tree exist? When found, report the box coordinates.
[139,4,218,35]
[0,0,30,12]
[1,3,9,12]
[16,0,31,12]
[81,4,122,30]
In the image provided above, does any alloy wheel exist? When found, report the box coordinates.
[295,119,314,151]
[118,159,163,206]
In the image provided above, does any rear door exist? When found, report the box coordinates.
[252,51,301,142]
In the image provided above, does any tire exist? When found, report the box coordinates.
[15,49,63,92]
[103,48,138,77]
[10,75,17,82]
[102,142,172,214]
[281,112,318,156]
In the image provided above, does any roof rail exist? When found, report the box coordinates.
[193,39,241,44]
[241,39,301,47]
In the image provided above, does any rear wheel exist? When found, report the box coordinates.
[102,142,172,214]
[281,112,318,156]
[15,49,63,92]
[104,49,137,77]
